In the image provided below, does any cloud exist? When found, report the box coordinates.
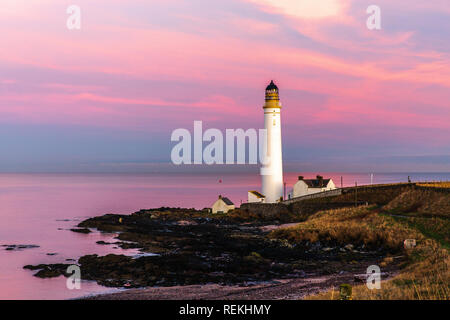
[0,0,449,171]
[1,79,17,85]
[246,0,347,19]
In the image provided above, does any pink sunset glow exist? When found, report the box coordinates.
[0,0,449,171]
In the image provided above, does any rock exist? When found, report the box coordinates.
[294,270,306,277]
[2,244,40,251]
[403,239,416,249]
[344,244,354,251]
[24,263,72,278]
[354,272,390,283]
[22,207,394,289]
[354,274,367,283]
[311,242,322,250]
[96,241,113,245]
[35,268,62,278]
[70,228,91,234]
[243,252,268,264]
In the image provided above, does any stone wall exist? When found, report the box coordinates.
[240,200,361,220]
[283,188,342,205]
[240,203,290,218]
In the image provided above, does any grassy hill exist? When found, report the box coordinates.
[384,188,450,218]
[269,182,450,300]
[239,182,448,223]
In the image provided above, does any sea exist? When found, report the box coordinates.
[0,172,448,299]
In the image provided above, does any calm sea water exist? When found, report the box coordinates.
[0,172,448,299]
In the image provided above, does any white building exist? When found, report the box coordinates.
[260,80,284,203]
[248,191,266,203]
[288,175,336,199]
[211,195,235,214]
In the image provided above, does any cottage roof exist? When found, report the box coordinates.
[221,197,234,206]
[302,178,331,188]
[248,191,265,198]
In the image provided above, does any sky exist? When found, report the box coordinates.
[0,0,449,172]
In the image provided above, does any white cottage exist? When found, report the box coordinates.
[211,195,235,214]
[247,191,266,203]
[288,175,336,199]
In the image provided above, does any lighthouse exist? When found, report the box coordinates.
[261,80,284,203]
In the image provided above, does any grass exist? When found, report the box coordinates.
[272,185,450,299]
[268,206,419,251]
[307,238,449,300]
[337,185,413,206]
[417,182,450,188]
[383,189,450,218]
[389,215,450,250]
[268,203,449,300]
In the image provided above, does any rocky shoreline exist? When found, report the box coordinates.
[22,207,401,297]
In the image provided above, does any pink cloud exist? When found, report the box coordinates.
[246,0,349,20]
[0,0,448,149]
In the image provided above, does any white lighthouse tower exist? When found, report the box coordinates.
[261,80,284,203]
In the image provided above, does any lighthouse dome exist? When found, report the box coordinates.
[265,80,278,92]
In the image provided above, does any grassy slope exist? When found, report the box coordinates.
[384,188,450,218]
[269,184,450,300]
[383,187,450,250]
[268,206,418,251]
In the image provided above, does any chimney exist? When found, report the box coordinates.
[218,195,222,199]
[317,175,324,187]
[298,176,304,181]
